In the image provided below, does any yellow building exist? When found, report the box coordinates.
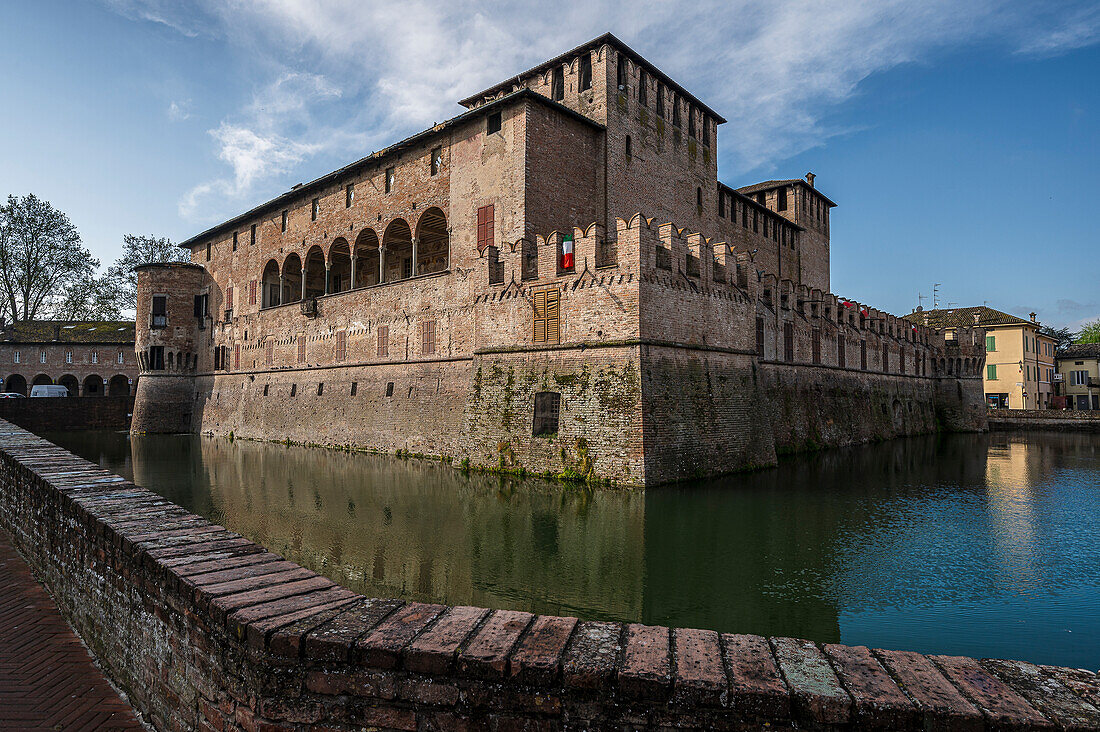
[907,307,1055,409]
[1056,343,1100,410]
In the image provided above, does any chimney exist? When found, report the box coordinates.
[1029,312,1037,322]
[805,172,816,188]
[972,313,980,325]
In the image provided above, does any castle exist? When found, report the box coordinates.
[133,33,987,486]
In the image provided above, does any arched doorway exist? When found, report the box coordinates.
[262,259,281,308]
[328,238,351,293]
[32,374,52,387]
[415,207,448,275]
[354,228,380,287]
[282,253,302,304]
[83,374,104,396]
[108,374,130,396]
[5,374,27,395]
[59,374,79,396]
[304,245,326,299]
[383,219,413,281]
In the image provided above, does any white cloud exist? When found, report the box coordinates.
[167,100,191,121]
[106,0,1100,222]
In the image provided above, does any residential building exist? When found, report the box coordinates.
[0,320,138,396]
[1056,343,1100,410]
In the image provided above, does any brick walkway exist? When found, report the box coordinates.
[0,528,144,731]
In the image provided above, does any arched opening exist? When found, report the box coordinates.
[58,374,79,396]
[83,374,103,396]
[109,374,130,396]
[282,253,302,304]
[262,259,281,308]
[354,228,381,287]
[382,219,413,281]
[304,245,326,299]
[328,238,351,293]
[415,208,449,276]
[5,374,26,395]
[32,374,52,386]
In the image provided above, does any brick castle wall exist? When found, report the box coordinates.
[1,420,1091,731]
[0,396,135,432]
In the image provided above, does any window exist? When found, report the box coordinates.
[986,335,997,352]
[861,340,867,370]
[234,344,240,370]
[688,106,696,138]
[250,224,257,246]
[476,204,495,252]
[226,286,233,321]
[345,183,354,208]
[149,346,164,371]
[987,364,998,380]
[290,384,297,397]
[311,198,319,220]
[232,231,238,251]
[377,325,389,357]
[552,66,564,100]
[755,317,765,357]
[263,384,269,396]
[206,242,211,261]
[882,345,889,372]
[249,279,257,305]
[656,83,665,117]
[777,188,787,211]
[812,330,821,364]
[317,382,324,396]
[533,392,561,436]
[579,54,592,92]
[421,320,436,355]
[616,54,627,89]
[13,351,18,364]
[402,257,412,279]
[281,210,288,232]
[194,293,208,322]
[265,340,273,366]
[65,351,72,364]
[696,187,703,210]
[350,382,357,396]
[335,331,347,362]
[152,295,168,328]
[431,146,442,176]
[1070,370,1089,386]
[838,336,846,368]
[385,381,394,397]
[487,112,501,135]
[625,135,632,158]
[672,96,681,127]
[297,335,305,364]
[532,289,560,344]
[117,351,124,365]
[638,69,647,105]
[91,350,98,364]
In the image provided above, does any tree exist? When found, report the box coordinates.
[104,234,185,313]
[1039,325,1076,351]
[1078,318,1100,344]
[53,270,127,320]
[0,194,97,322]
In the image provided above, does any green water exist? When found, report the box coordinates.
[45,429,1100,668]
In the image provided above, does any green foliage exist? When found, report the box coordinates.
[1039,325,1076,351]
[1077,318,1100,344]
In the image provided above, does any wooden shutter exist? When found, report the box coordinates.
[476,204,494,252]
[533,290,547,343]
[377,326,388,357]
[249,280,257,305]
[265,340,273,366]
[545,289,560,345]
[234,344,240,370]
[336,331,346,362]
[227,286,233,309]
[297,336,305,364]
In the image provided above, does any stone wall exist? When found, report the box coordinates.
[988,408,1100,433]
[0,396,134,432]
[2,420,1095,731]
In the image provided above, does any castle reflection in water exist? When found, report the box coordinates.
[48,429,1100,668]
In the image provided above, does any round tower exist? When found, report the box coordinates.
[131,262,208,434]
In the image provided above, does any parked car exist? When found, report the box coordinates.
[30,384,70,398]
[0,392,26,398]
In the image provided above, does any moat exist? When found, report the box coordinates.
[46,429,1100,669]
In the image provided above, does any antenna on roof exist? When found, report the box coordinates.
[933,283,941,309]
[918,293,927,310]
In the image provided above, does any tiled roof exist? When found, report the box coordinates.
[736,179,837,207]
[902,306,1034,329]
[0,320,135,345]
[1058,343,1100,360]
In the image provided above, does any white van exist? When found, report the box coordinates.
[30,384,70,398]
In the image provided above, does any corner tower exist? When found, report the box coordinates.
[131,262,208,434]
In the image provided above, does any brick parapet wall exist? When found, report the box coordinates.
[0,420,1096,730]
[988,409,1100,433]
[0,396,135,432]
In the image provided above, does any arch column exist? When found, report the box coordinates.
[379,246,386,284]
[325,264,331,294]
[350,254,357,289]
[411,236,419,277]
[301,264,308,300]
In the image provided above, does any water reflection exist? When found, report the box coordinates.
[46,430,1100,668]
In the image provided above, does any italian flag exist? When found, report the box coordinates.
[561,236,574,269]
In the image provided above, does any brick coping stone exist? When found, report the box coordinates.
[0,419,1096,731]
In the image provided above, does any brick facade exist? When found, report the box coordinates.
[132,33,986,485]
[0,320,137,397]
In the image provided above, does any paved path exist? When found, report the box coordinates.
[0,528,143,731]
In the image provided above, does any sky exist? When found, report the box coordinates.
[1,0,1098,329]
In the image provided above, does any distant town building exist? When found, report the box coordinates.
[0,320,137,396]
[1056,343,1100,410]
[907,307,1054,409]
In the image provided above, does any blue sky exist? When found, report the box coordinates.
[2,1,1098,328]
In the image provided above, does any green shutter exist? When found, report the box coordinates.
[987,364,997,380]
[986,335,996,352]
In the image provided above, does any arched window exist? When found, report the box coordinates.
[281,253,302,304]
[414,208,448,276]
[262,259,281,308]
[625,135,632,158]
